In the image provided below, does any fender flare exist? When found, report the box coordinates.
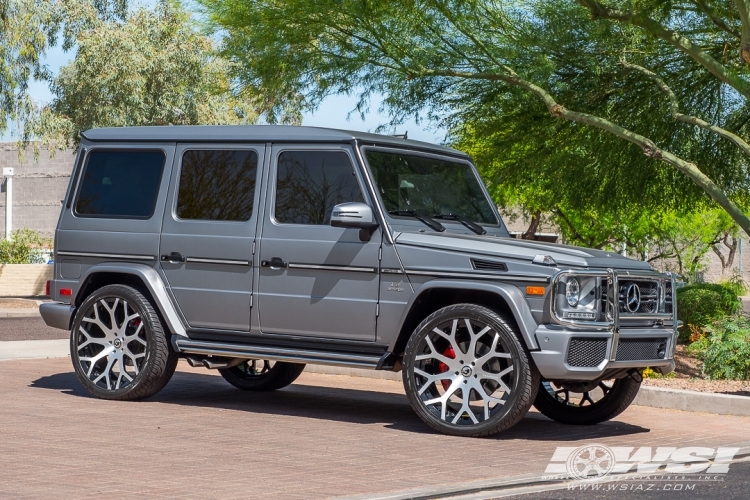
[76,263,187,337]
[388,279,539,352]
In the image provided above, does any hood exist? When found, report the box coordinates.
[394,231,652,271]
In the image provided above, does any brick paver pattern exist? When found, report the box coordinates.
[1,358,749,499]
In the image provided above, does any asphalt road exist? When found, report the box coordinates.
[0,316,69,341]
[507,460,750,500]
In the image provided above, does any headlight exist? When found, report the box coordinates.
[566,278,580,307]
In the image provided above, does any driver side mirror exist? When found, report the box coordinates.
[330,202,379,242]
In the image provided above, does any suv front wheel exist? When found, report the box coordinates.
[70,284,178,400]
[533,374,642,425]
[402,304,539,437]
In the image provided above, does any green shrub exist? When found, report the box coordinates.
[0,229,52,264]
[676,283,742,341]
[689,317,750,380]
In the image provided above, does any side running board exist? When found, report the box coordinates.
[172,336,382,369]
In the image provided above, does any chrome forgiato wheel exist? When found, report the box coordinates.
[75,297,147,391]
[533,375,642,425]
[71,284,177,401]
[403,304,537,437]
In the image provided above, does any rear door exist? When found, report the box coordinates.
[159,144,263,331]
[256,145,381,341]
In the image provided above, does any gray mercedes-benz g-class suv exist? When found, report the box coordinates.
[40,125,676,437]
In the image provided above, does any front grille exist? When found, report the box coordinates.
[616,338,669,361]
[618,280,659,314]
[566,338,608,367]
[664,282,673,314]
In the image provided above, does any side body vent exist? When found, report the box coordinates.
[471,259,508,272]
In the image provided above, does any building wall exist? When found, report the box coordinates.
[0,143,75,237]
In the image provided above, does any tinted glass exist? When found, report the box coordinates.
[75,150,165,218]
[176,150,258,221]
[275,150,364,225]
[366,150,498,224]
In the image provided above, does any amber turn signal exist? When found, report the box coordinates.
[526,286,546,296]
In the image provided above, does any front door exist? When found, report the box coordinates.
[257,145,380,341]
[159,145,263,331]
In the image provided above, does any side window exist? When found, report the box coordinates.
[274,150,365,225]
[75,150,165,218]
[176,149,258,222]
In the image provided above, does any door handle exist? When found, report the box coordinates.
[161,252,185,263]
[261,257,287,270]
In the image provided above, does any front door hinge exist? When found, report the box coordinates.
[376,303,380,317]
[252,240,256,255]
[378,246,382,261]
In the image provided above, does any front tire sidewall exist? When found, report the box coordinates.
[70,285,173,400]
[403,304,536,437]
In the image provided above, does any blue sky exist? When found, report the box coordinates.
[7,42,445,144]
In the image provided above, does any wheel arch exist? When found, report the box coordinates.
[388,280,540,357]
[75,263,187,337]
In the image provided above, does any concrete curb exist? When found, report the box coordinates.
[0,308,41,318]
[0,339,69,361]
[633,385,750,417]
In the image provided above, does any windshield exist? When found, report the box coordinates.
[365,150,498,225]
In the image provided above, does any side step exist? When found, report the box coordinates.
[172,336,383,369]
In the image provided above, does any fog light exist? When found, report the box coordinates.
[566,278,580,307]
[564,312,595,320]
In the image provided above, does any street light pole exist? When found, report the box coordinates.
[3,167,13,240]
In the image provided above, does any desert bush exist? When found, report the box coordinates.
[0,229,53,264]
[676,283,742,341]
[689,317,750,380]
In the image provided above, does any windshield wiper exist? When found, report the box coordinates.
[433,213,487,235]
[389,210,445,232]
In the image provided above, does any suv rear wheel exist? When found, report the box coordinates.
[219,360,305,391]
[70,284,178,400]
[402,304,538,437]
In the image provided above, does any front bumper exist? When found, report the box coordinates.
[530,324,676,381]
[39,302,75,331]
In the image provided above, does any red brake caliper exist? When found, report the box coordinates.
[437,346,455,390]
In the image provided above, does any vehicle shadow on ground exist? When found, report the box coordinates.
[31,370,650,441]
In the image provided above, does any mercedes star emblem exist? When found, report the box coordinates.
[625,283,641,313]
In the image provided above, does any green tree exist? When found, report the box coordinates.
[198,0,750,236]
[0,0,127,137]
[32,1,257,146]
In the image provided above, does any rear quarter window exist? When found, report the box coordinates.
[74,150,165,219]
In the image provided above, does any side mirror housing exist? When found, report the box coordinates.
[330,202,379,242]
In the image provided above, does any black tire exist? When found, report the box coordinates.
[218,360,305,391]
[402,304,539,437]
[70,284,178,401]
[533,375,641,425]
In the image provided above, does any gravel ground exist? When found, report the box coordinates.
[0,317,69,341]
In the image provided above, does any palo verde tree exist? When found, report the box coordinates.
[199,0,750,237]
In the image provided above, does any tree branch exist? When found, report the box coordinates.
[621,60,750,158]
[577,0,750,100]
[693,0,741,38]
[417,66,750,237]
[735,0,750,64]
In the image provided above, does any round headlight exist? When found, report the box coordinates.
[566,278,580,307]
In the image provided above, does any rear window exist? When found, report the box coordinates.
[75,150,165,218]
[176,149,258,222]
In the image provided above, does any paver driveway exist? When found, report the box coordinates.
[1,357,749,499]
